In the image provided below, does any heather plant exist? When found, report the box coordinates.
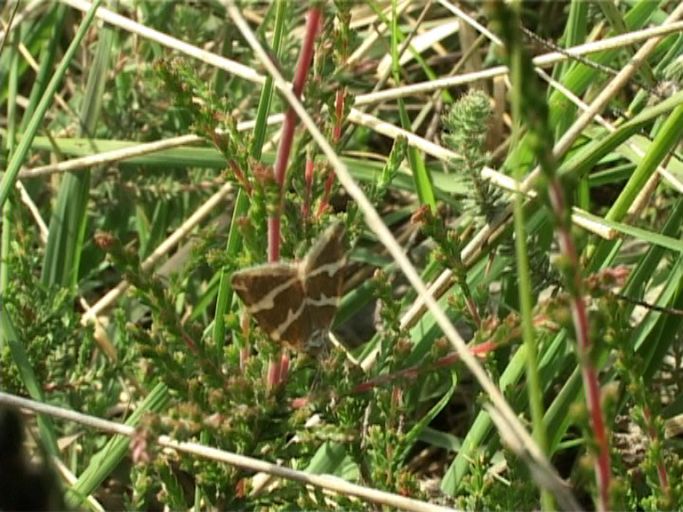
[1,1,683,510]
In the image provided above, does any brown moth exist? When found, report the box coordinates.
[231,222,346,353]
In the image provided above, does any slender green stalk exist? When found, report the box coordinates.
[390,0,435,210]
[508,13,552,510]
[18,7,66,130]
[559,0,589,210]
[213,191,248,354]
[492,2,610,509]
[1,27,19,292]
[250,0,286,157]
[557,0,587,79]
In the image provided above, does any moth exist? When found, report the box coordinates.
[231,222,347,354]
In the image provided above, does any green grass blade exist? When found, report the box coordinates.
[557,0,587,79]
[1,26,20,291]
[508,18,552,507]
[558,90,683,180]
[398,372,457,464]
[0,0,102,211]
[606,104,683,222]
[389,0,435,210]
[41,14,113,288]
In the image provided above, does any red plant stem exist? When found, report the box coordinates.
[290,342,495,410]
[297,313,558,403]
[267,7,321,386]
[316,170,336,218]
[289,340,497,409]
[549,180,611,511]
[180,329,198,353]
[268,6,321,262]
[391,386,403,408]
[291,310,560,409]
[656,463,670,499]
[292,315,560,408]
[267,216,281,263]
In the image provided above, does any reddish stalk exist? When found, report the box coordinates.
[267,216,281,263]
[228,160,252,194]
[490,1,612,503]
[268,6,321,262]
[290,340,498,410]
[317,167,336,218]
[332,88,346,141]
[549,182,611,511]
[267,6,321,383]
[290,311,560,409]
[278,351,290,384]
[239,345,250,373]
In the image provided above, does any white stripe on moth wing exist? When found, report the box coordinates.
[305,295,339,307]
[245,274,300,314]
[270,300,307,340]
[305,260,345,278]
[269,294,339,340]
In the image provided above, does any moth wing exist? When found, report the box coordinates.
[302,222,346,336]
[232,263,310,347]
[303,222,346,275]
